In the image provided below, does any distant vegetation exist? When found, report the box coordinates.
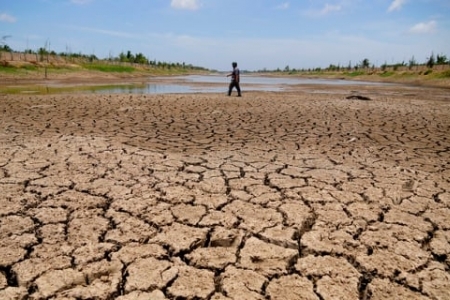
[255,52,450,79]
[1,39,449,80]
[0,43,209,75]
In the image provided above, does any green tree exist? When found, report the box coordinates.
[1,44,12,52]
[360,58,370,69]
[436,54,448,65]
[118,52,127,62]
[126,50,134,62]
[38,47,48,62]
[426,52,435,68]
[134,52,148,64]
[0,35,12,51]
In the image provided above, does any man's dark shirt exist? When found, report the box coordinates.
[231,68,240,82]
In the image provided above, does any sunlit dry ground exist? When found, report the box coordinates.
[0,84,449,299]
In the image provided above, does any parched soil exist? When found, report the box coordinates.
[0,84,449,299]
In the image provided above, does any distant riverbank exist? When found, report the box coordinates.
[1,61,449,91]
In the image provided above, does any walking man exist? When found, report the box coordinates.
[227,62,241,96]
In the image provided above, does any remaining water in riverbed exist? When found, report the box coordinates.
[90,75,391,94]
[21,75,394,95]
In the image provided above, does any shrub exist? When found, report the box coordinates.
[379,71,394,77]
[436,70,450,78]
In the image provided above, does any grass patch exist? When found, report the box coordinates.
[430,69,450,79]
[0,85,49,94]
[394,71,417,78]
[82,63,135,73]
[438,69,450,78]
[19,65,39,71]
[344,71,366,77]
[0,83,148,95]
[379,71,395,77]
[0,64,39,73]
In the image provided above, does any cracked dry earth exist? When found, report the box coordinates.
[0,86,449,300]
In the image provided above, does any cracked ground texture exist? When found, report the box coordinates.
[0,85,449,300]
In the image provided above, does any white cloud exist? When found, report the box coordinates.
[171,0,201,11]
[0,13,16,23]
[320,4,342,15]
[71,26,138,38]
[303,3,342,17]
[408,20,437,34]
[276,2,290,10]
[388,0,406,12]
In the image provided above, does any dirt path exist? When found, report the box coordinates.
[0,85,449,299]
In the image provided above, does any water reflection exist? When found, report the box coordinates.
[90,84,194,94]
[87,76,287,94]
[181,74,391,86]
[26,75,394,95]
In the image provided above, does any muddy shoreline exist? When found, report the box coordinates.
[1,70,450,90]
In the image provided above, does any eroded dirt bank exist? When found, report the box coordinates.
[0,86,449,299]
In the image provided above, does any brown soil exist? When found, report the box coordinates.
[0,79,449,299]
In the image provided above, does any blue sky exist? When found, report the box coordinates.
[1,0,449,71]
